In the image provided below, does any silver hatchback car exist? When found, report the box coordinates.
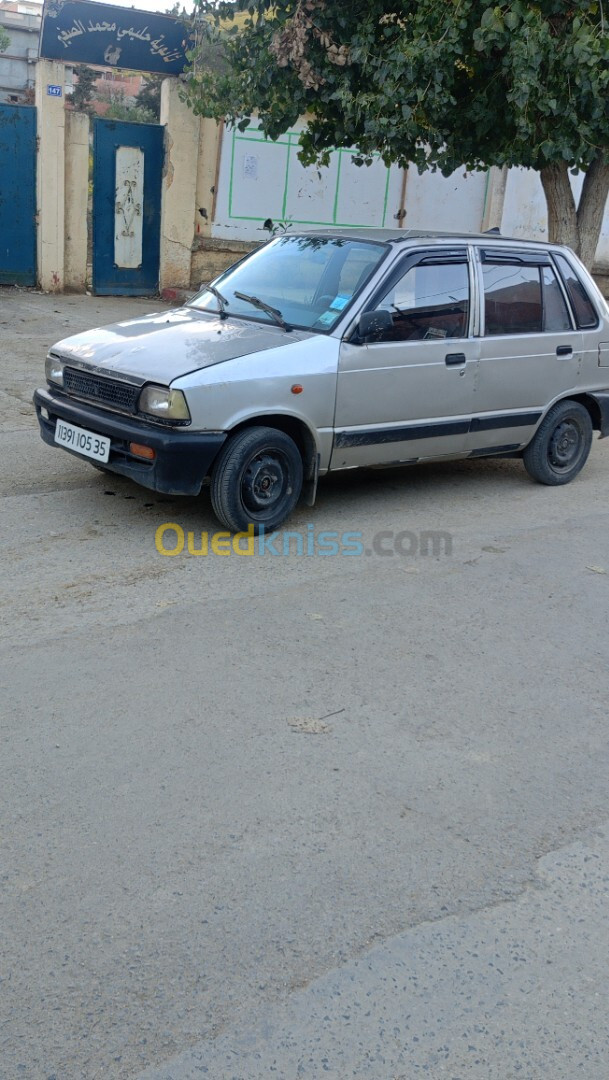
[35,229,609,531]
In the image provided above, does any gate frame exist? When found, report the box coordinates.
[92,116,164,297]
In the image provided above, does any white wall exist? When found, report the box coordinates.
[212,121,491,242]
[403,166,488,233]
[212,121,404,241]
[211,121,609,271]
[502,167,609,265]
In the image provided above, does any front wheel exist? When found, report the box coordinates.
[210,426,303,532]
[523,400,593,486]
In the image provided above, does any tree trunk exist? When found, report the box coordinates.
[576,157,609,271]
[541,157,609,271]
[540,162,579,253]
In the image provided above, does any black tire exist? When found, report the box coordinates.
[523,399,593,486]
[210,426,303,532]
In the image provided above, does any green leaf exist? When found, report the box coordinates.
[184,0,609,260]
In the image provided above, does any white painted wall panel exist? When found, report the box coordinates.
[283,144,341,226]
[212,122,403,241]
[403,166,488,233]
[333,155,403,229]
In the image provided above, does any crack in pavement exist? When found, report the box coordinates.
[138,826,609,1080]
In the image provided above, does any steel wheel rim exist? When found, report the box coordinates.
[240,448,292,517]
[548,418,584,472]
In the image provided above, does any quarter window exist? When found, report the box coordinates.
[553,253,598,329]
[375,261,470,342]
[541,266,572,331]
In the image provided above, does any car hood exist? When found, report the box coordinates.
[50,307,314,384]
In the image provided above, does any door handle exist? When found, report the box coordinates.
[556,345,573,357]
[445,352,467,366]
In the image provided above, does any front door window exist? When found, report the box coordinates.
[375,261,470,342]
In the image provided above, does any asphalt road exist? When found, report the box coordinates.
[2,288,609,1079]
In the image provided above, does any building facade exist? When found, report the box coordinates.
[0,0,41,103]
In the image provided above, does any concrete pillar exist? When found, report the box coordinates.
[195,118,223,243]
[481,165,509,233]
[159,77,200,290]
[35,59,66,292]
[64,110,89,292]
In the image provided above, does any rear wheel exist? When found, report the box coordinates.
[210,426,303,532]
[523,400,593,485]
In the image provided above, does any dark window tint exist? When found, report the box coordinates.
[553,253,598,328]
[376,261,469,342]
[483,264,543,335]
[542,265,572,331]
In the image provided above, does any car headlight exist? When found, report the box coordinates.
[138,384,191,423]
[45,354,66,387]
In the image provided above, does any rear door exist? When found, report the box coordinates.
[332,248,479,468]
[468,247,582,454]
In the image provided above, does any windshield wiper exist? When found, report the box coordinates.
[234,291,292,332]
[205,284,229,319]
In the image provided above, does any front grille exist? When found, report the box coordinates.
[63,368,139,412]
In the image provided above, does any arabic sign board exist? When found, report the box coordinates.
[39,0,193,76]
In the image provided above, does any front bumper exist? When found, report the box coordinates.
[34,387,227,496]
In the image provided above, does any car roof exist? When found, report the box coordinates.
[298,227,560,250]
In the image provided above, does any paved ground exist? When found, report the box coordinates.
[1,287,609,1079]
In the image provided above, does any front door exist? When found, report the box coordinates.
[92,118,163,296]
[331,249,478,468]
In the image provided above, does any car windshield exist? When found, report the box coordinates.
[188,235,388,332]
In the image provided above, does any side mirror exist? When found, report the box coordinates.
[357,308,393,342]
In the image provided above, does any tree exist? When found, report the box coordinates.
[71,64,97,115]
[0,26,10,53]
[135,75,162,121]
[187,1,609,269]
[104,90,157,124]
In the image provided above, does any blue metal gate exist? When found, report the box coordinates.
[92,118,163,296]
[0,104,37,287]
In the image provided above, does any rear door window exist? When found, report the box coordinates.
[483,263,543,335]
[482,259,574,335]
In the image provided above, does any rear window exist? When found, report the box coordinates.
[553,253,598,329]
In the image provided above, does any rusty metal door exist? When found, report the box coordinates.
[0,104,36,286]
[92,117,163,296]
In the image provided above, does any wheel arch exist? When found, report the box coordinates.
[227,413,320,505]
[568,392,609,437]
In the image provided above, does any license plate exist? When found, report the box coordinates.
[54,419,110,463]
